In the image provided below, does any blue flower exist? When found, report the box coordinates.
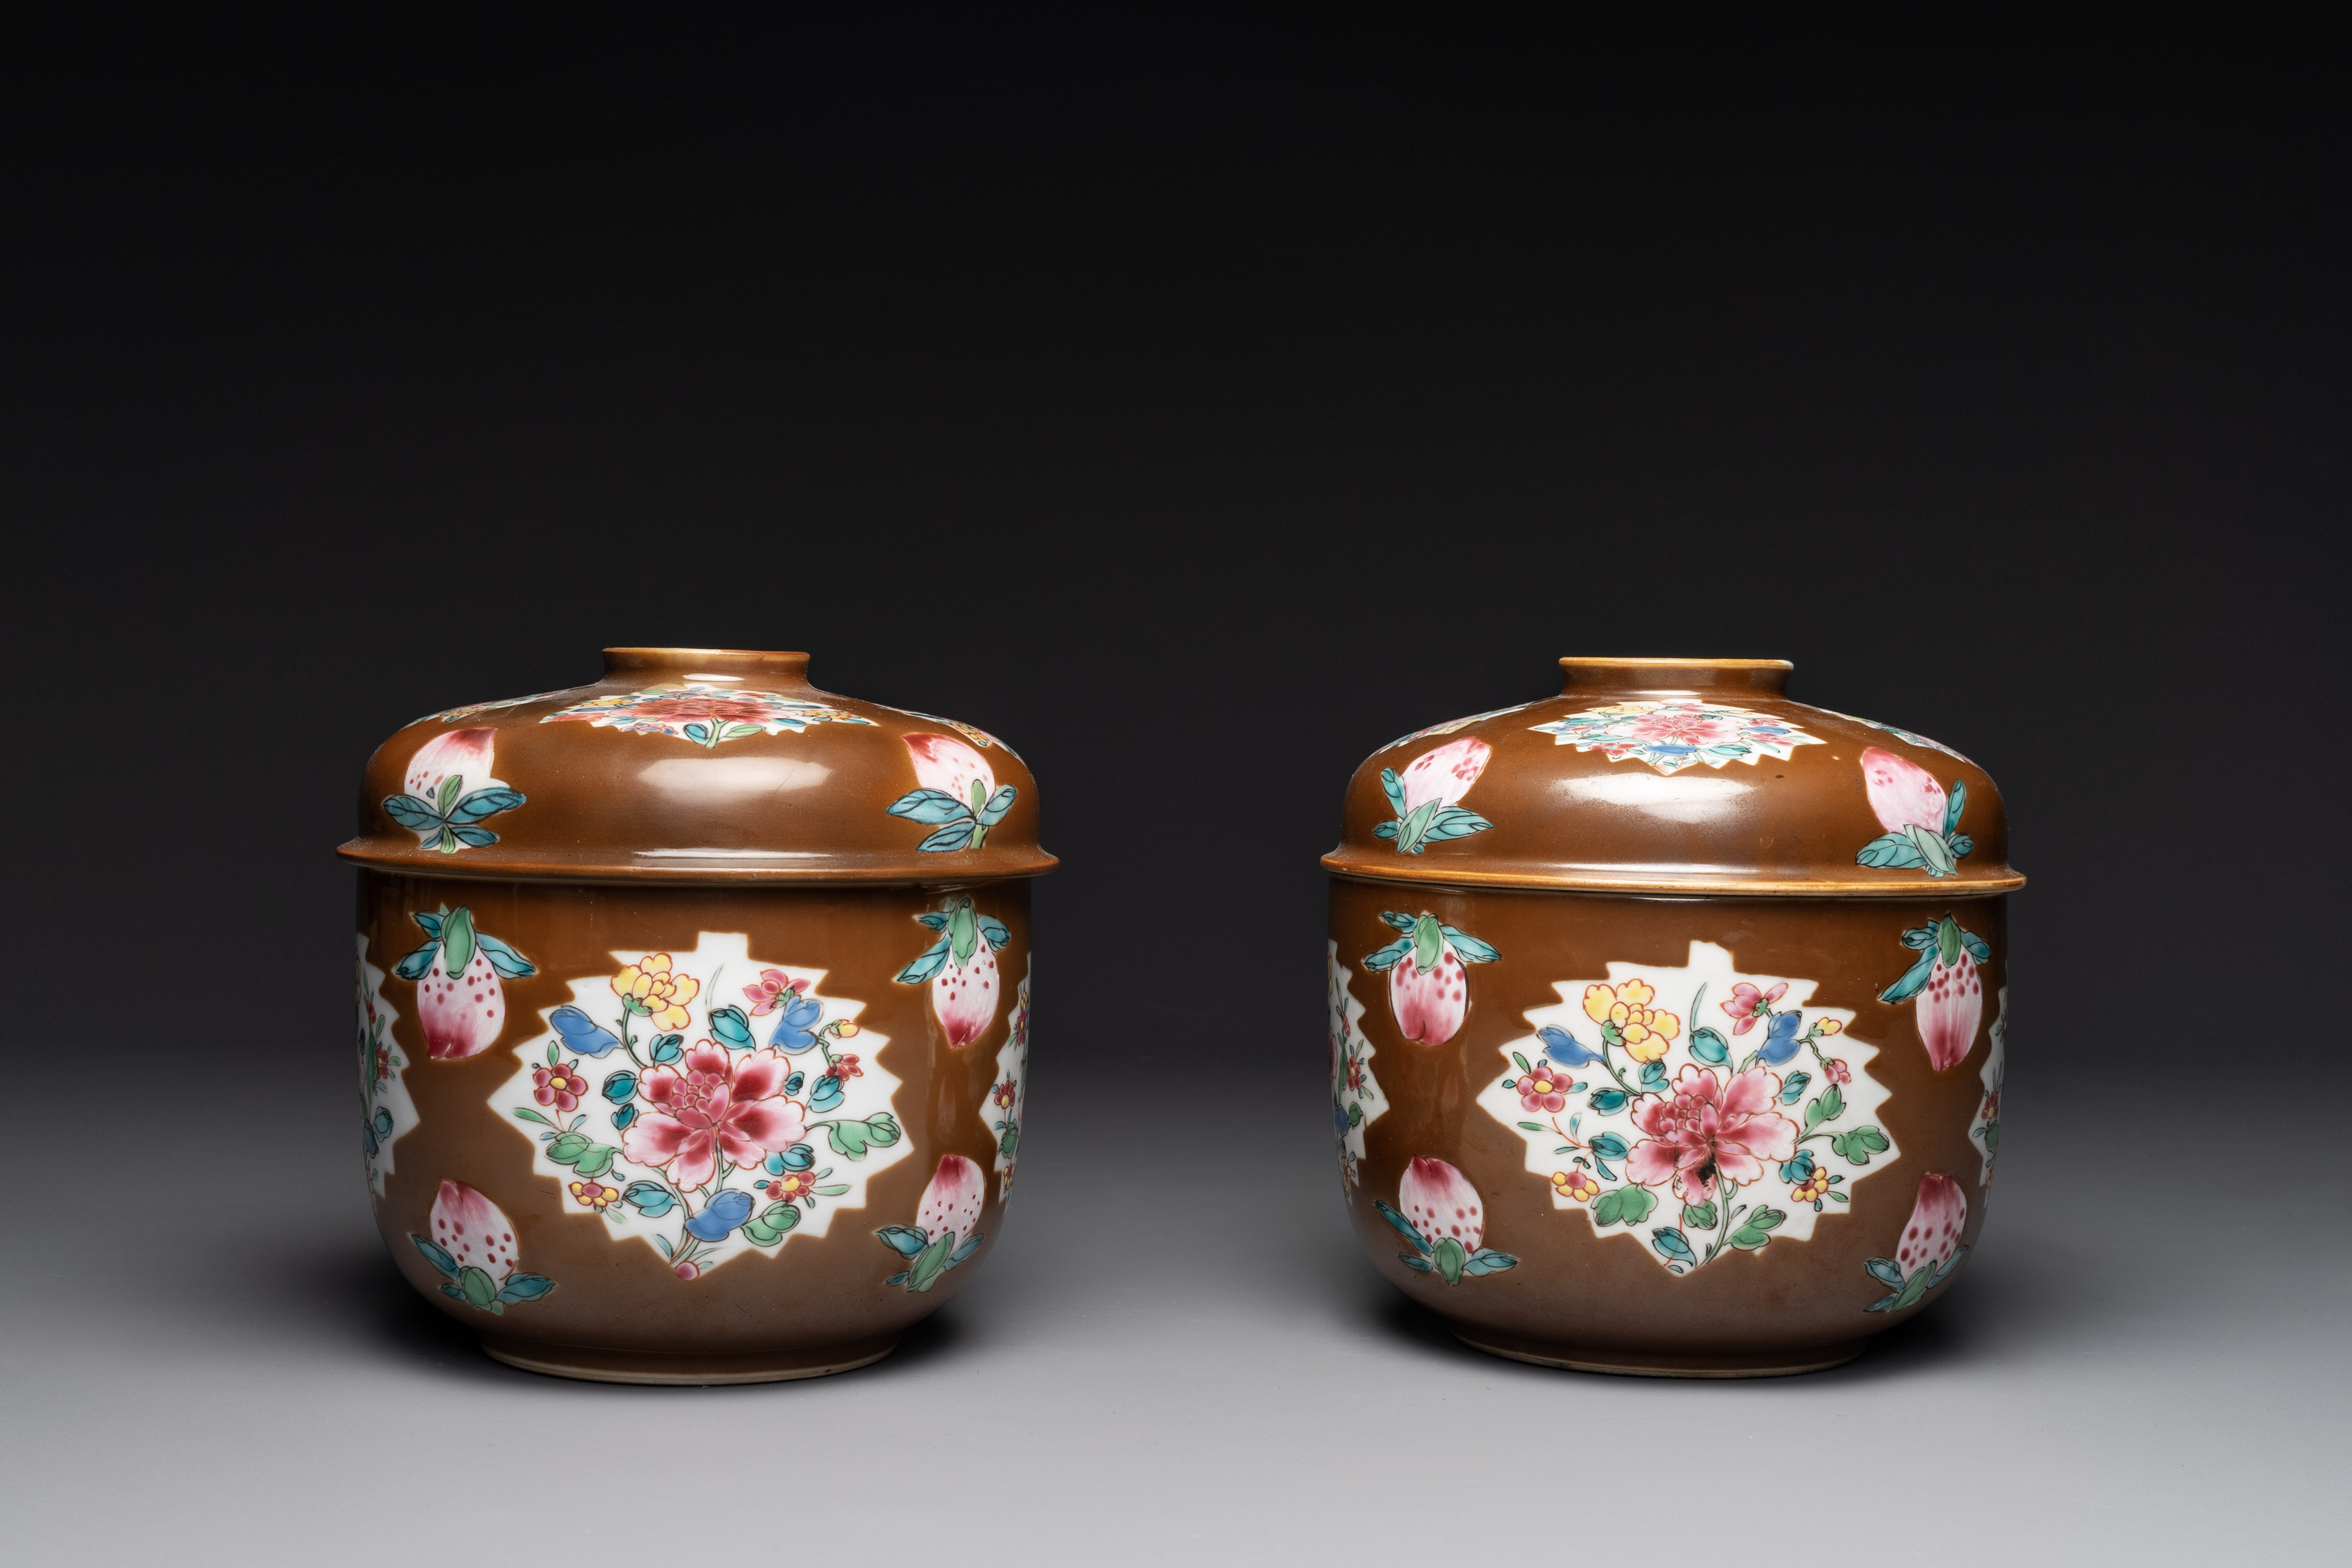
[1759,1010,1806,1065]
[550,1005,621,1059]
[1535,1025,1604,1068]
[1333,1098,1352,1138]
[684,1188,754,1241]
[768,995,825,1054]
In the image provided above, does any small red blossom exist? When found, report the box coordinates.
[373,1044,392,1083]
[1344,1056,1365,1093]
[532,1059,586,1112]
[760,1171,818,1202]
[827,1053,863,1082]
[743,968,810,1018]
[1722,981,1789,1037]
[1516,1069,1570,1115]
[1822,1057,1852,1085]
[991,1078,1018,1109]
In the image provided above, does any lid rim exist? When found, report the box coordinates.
[1321,850,2023,897]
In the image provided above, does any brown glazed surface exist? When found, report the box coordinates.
[342,647,1054,884]
[1334,879,2004,1368]
[1324,657,2021,895]
[363,872,1031,1367]
[1326,656,2020,1373]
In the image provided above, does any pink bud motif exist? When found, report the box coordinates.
[1399,1156,1484,1252]
[1398,737,1492,815]
[429,1180,517,1286]
[420,942,506,1059]
[917,1154,986,1244]
[933,940,1000,1049]
[1860,746,1947,835]
[405,728,498,799]
[905,733,995,809]
[1916,948,1982,1072]
[1895,1173,1967,1277]
[1388,944,1468,1046]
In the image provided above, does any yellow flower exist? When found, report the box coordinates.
[1586,980,1680,1063]
[612,953,701,1031]
[1792,1168,1831,1204]
[833,1020,860,1039]
[1817,1018,1843,1037]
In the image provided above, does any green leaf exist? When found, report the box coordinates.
[949,901,980,967]
[813,1183,849,1197]
[1681,1200,1718,1230]
[906,1232,956,1292]
[1729,1208,1786,1250]
[572,1143,617,1180]
[743,1201,802,1247]
[1935,915,1963,967]
[825,1120,868,1158]
[1904,825,1958,877]
[436,773,463,814]
[1393,800,1439,854]
[1829,1125,1890,1166]
[1517,1120,1546,1132]
[440,907,476,979]
[546,1131,591,1164]
[1891,1263,1937,1310]
[1411,914,1443,972]
[1592,1185,1657,1227]
[1805,1084,1845,1131]
[1433,1236,1468,1285]
[862,1113,902,1148]
[457,1265,499,1310]
[1511,1051,1533,1074]
[1688,1027,1729,1065]
[512,1106,556,1129]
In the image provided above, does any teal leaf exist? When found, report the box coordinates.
[1942,779,1967,837]
[948,1231,985,1266]
[1588,1132,1629,1161]
[1778,1071,1811,1105]
[1688,1026,1730,1065]
[976,786,1018,828]
[650,1034,684,1065]
[449,787,527,824]
[1359,938,1411,973]
[887,788,971,825]
[1651,1227,1697,1265]
[1372,822,1399,840]
[1379,911,1417,932]
[410,1235,459,1279]
[917,821,980,852]
[623,1182,676,1218]
[494,1273,556,1305]
[1379,768,1407,817]
[708,1005,753,1049]
[1462,1248,1519,1276]
[1420,807,1492,843]
[1961,929,1993,964]
[1878,949,1937,1003]
[1439,924,1499,964]
[392,940,439,982]
[1589,1089,1630,1114]
[977,915,1012,951]
[916,912,949,931]
[1856,832,1928,869]
[1373,1200,1431,1255]
[896,935,953,985]
[380,794,442,832]
[475,933,537,978]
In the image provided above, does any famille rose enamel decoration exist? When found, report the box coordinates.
[343,648,1053,1384]
[1325,657,2022,1377]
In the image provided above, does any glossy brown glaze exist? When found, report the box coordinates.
[1325,657,2020,895]
[343,648,1054,884]
[347,648,1050,1383]
[1327,657,2020,1376]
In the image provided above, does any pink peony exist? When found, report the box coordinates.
[621,1043,807,1191]
[404,728,497,799]
[428,1180,516,1285]
[1626,1065,1799,1204]
[1917,949,1983,1072]
[1895,1173,1968,1276]
[918,1154,985,1243]
[1399,1156,1484,1250]
[1860,746,1948,835]
[904,733,995,809]
[1397,738,1491,815]
[1626,710,1743,747]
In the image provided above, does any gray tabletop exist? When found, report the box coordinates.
[4,1037,2341,1568]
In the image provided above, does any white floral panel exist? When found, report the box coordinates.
[983,965,1030,1200]
[1330,941,1388,1185]
[358,934,419,1198]
[491,932,907,1278]
[1477,941,1899,1274]
[1971,987,2006,1187]
[1528,700,1825,776]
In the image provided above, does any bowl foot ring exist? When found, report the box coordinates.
[479,1333,900,1385]
[1450,1330,1868,1379]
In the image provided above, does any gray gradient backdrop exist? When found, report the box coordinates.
[3,16,2345,1566]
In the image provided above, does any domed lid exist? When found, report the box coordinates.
[1323,657,2022,897]
[339,648,1055,884]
